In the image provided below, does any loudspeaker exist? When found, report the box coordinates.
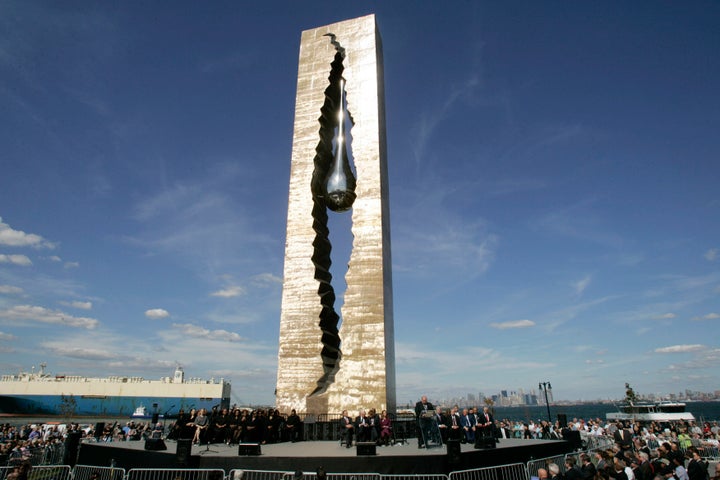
[176,439,192,466]
[94,422,105,439]
[446,439,462,465]
[356,442,376,456]
[557,413,568,427]
[151,413,159,424]
[564,430,582,450]
[474,434,496,449]
[238,443,261,455]
[63,431,82,466]
[144,438,167,450]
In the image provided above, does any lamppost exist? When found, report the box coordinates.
[539,382,552,423]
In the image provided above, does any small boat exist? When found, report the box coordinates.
[606,383,695,422]
[131,405,164,419]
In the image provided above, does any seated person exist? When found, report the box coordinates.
[339,410,355,448]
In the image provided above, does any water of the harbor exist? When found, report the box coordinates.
[2,401,719,427]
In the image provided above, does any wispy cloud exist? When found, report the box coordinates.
[530,198,623,248]
[0,254,32,266]
[171,323,243,342]
[573,275,592,296]
[0,285,23,295]
[210,286,245,298]
[692,313,720,321]
[145,308,170,319]
[0,305,98,328]
[489,319,535,329]
[60,300,93,310]
[0,331,16,341]
[705,248,718,261]
[655,344,705,354]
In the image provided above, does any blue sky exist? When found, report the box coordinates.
[1,1,719,407]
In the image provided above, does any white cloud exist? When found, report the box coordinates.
[60,300,93,310]
[654,312,676,320]
[250,273,282,286]
[145,308,170,319]
[0,331,16,341]
[0,254,32,266]
[0,305,98,328]
[705,249,718,261]
[693,312,720,321]
[654,344,705,354]
[0,285,23,295]
[64,261,79,269]
[0,217,55,249]
[573,275,591,295]
[171,323,243,342]
[48,256,62,262]
[210,286,245,298]
[44,345,116,360]
[489,319,535,329]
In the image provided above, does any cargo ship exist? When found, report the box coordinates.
[0,363,231,417]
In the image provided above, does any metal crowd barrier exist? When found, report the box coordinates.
[449,463,527,480]
[526,455,567,477]
[127,468,226,480]
[229,470,286,480]
[74,465,127,480]
[383,474,448,480]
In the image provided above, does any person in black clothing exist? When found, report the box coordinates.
[565,456,582,480]
[284,409,302,442]
[687,448,708,480]
[580,453,597,480]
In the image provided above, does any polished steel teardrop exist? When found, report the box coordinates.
[323,78,356,212]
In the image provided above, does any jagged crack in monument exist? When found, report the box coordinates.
[276,14,396,415]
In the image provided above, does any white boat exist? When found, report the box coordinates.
[606,401,695,422]
[131,405,164,419]
[607,383,695,423]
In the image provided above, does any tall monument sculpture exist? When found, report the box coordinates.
[276,14,396,415]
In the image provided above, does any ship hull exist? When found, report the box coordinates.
[0,393,228,416]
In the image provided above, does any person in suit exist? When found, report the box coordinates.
[367,408,380,443]
[448,406,463,441]
[414,395,434,448]
[475,406,495,447]
[461,408,475,444]
[339,410,355,448]
[614,422,633,451]
[355,409,370,442]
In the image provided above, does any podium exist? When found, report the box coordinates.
[419,412,443,448]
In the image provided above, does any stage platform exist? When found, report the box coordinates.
[77,438,574,475]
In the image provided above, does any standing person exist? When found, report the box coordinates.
[379,410,392,446]
[475,406,495,447]
[285,409,302,443]
[414,395,434,449]
[448,406,463,441]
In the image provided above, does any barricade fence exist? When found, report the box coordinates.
[127,468,226,480]
[449,463,527,480]
[74,465,127,480]
[228,470,287,480]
